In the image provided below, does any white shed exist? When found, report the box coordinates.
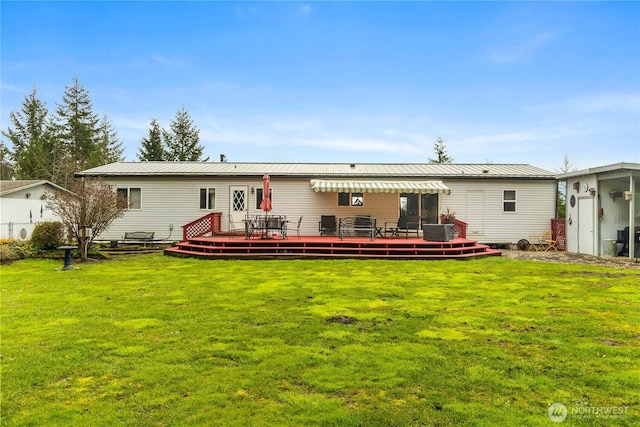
[77,162,557,244]
[0,180,72,240]
[558,163,640,259]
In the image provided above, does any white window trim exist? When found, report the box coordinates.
[502,189,517,213]
[338,192,364,207]
[117,187,142,210]
[199,188,216,210]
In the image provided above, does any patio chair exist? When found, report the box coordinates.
[542,231,558,252]
[617,226,640,257]
[228,216,242,238]
[242,215,259,239]
[386,215,421,238]
[319,215,337,236]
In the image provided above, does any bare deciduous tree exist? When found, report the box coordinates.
[45,177,127,259]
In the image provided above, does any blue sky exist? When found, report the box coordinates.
[2,1,639,171]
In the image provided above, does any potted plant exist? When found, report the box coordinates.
[440,207,456,224]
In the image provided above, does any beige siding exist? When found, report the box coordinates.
[442,180,557,243]
[98,176,556,243]
[99,177,402,240]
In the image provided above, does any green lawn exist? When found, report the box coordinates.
[1,254,639,426]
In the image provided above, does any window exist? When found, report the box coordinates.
[503,190,516,212]
[256,189,272,209]
[199,188,216,209]
[338,192,364,207]
[117,187,141,210]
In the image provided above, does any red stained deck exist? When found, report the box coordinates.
[164,235,501,260]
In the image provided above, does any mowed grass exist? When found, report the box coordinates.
[1,254,639,426]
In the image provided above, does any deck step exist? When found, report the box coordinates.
[164,236,501,260]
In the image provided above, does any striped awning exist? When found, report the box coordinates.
[309,179,451,194]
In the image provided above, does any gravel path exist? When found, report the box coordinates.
[500,249,640,270]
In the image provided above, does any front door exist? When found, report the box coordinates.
[229,186,248,228]
[578,197,594,255]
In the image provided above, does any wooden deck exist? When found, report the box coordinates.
[164,235,501,260]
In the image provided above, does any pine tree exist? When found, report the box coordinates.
[55,77,101,173]
[1,86,61,181]
[555,153,576,219]
[163,107,209,161]
[428,136,454,164]
[138,118,166,161]
[0,142,14,180]
[97,114,125,164]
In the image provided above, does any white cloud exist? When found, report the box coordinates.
[454,132,537,150]
[560,93,640,113]
[488,31,560,63]
[525,92,640,115]
[195,112,428,159]
[299,4,313,16]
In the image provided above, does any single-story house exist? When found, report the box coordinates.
[0,180,72,240]
[557,162,640,259]
[76,162,557,244]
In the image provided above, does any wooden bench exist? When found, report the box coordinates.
[122,231,155,247]
[339,216,376,240]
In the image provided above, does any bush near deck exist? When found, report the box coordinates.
[1,255,639,426]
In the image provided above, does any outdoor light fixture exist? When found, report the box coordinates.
[251,187,255,194]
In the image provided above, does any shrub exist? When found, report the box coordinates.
[0,245,20,262]
[0,239,38,260]
[30,221,65,250]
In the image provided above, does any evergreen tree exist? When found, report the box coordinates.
[1,86,60,181]
[555,153,576,219]
[428,136,454,164]
[55,77,101,173]
[0,142,14,180]
[97,114,125,164]
[163,107,209,161]
[138,118,166,161]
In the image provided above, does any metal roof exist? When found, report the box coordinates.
[0,180,72,196]
[77,162,555,179]
[556,162,640,179]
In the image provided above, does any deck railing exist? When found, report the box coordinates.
[452,219,467,239]
[182,212,222,241]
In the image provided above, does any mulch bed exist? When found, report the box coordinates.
[501,249,640,269]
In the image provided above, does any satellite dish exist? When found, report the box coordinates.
[19,228,28,239]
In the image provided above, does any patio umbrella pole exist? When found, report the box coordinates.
[259,174,273,239]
